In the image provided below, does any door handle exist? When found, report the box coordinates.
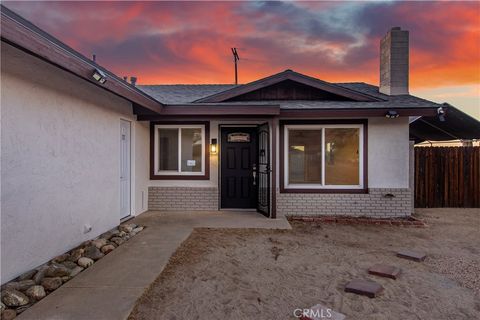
[252,164,257,186]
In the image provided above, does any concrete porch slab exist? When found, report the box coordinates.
[17,210,290,320]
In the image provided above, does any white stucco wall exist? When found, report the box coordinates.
[134,121,150,213]
[367,117,410,188]
[1,44,147,283]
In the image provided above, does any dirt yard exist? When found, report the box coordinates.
[129,209,480,320]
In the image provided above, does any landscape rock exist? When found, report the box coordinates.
[102,229,119,240]
[46,263,71,277]
[25,285,46,300]
[118,231,127,238]
[41,277,62,291]
[69,266,84,277]
[1,309,17,320]
[110,237,125,246]
[1,289,29,307]
[132,226,144,233]
[0,302,5,311]
[77,257,94,268]
[3,282,20,291]
[84,245,104,261]
[33,266,48,285]
[101,244,115,254]
[119,223,136,233]
[61,276,71,283]
[68,248,84,262]
[17,269,37,281]
[17,280,36,292]
[52,253,70,263]
[80,240,92,248]
[92,238,108,249]
[61,261,78,270]
[16,303,33,314]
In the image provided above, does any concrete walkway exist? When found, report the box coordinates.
[17,211,291,320]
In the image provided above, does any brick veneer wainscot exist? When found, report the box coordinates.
[277,188,412,217]
[148,187,218,211]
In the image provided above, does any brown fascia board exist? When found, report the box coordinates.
[0,6,163,114]
[194,69,384,103]
[278,107,438,118]
[136,104,280,117]
[136,106,437,121]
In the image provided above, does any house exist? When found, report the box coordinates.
[1,6,443,284]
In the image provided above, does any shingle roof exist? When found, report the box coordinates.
[139,84,236,104]
[138,82,441,109]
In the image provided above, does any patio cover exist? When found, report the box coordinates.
[409,104,480,143]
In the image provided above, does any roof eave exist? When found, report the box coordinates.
[278,107,439,118]
[0,5,163,114]
[135,104,280,120]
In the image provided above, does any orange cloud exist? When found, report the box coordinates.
[3,1,479,90]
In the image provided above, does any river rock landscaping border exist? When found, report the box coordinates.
[0,223,145,319]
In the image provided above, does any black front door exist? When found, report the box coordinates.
[220,127,257,209]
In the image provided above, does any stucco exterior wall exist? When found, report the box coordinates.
[134,121,150,214]
[367,117,410,188]
[1,44,145,283]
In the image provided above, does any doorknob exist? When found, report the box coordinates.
[252,164,257,186]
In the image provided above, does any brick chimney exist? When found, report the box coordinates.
[379,27,409,95]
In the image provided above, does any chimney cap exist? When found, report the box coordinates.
[391,27,402,31]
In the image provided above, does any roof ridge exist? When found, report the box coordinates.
[139,84,236,86]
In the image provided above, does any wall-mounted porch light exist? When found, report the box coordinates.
[385,110,399,119]
[210,138,218,154]
[92,68,107,84]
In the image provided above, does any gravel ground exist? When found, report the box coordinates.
[129,208,480,320]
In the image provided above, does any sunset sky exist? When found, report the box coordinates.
[4,1,480,118]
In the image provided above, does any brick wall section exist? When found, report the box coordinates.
[148,187,218,211]
[277,188,412,217]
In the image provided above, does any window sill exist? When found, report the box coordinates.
[280,188,368,194]
[150,174,209,180]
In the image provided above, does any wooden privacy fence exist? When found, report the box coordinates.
[415,146,480,208]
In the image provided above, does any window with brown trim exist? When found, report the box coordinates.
[280,120,368,193]
[150,121,210,180]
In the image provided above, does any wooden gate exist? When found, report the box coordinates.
[415,146,480,208]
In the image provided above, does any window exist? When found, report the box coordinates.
[284,124,364,189]
[153,124,207,177]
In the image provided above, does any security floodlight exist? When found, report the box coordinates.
[437,106,446,122]
[92,69,107,84]
[385,110,399,119]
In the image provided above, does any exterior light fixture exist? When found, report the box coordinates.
[437,106,446,122]
[92,69,107,84]
[385,110,399,119]
[210,138,218,154]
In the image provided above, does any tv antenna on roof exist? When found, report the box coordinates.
[231,48,239,85]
